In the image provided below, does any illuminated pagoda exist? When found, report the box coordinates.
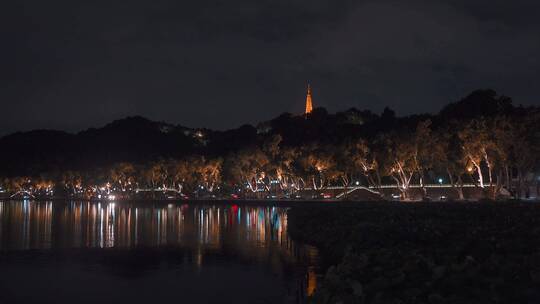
[305,84,313,115]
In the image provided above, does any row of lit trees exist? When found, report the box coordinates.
[220,114,540,199]
[1,114,539,200]
[0,157,222,198]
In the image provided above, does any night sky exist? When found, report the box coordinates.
[2,0,540,135]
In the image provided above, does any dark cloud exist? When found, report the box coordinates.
[1,0,539,135]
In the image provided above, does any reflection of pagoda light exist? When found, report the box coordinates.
[306,268,317,296]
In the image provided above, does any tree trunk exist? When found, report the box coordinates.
[419,173,427,199]
[375,170,382,190]
[517,170,523,199]
[446,168,464,200]
[457,176,464,200]
[504,165,510,191]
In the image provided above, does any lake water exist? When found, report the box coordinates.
[0,200,318,304]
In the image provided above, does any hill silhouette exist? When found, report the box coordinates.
[0,89,532,177]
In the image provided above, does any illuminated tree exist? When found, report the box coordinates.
[383,132,417,200]
[493,114,539,198]
[4,176,31,192]
[61,171,83,195]
[334,139,377,189]
[458,119,497,189]
[224,147,269,193]
[437,127,467,200]
[412,120,446,198]
[110,162,137,191]
[144,161,168,190]
[195,157,222,192]
[277,147,305,191]
[169,159,193,193]
[261,135,286,192]
[293,144,338,190]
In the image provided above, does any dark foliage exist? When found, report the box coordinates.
[288,202,540,303]
[0,89,537,184]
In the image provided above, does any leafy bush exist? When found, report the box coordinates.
[288,202,540,303]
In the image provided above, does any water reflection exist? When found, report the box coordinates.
[0,200,54,250]
[0,200,318,301]
[0,201,294,251]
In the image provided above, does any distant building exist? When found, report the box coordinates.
[305,84,313,115]
[258,84,314,131]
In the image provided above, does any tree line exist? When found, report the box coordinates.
[1,90,539,200]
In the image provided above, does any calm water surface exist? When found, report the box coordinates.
[0,200,318,304]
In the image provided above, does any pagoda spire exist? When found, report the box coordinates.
[305,83,313,114]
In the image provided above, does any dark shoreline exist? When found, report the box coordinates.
[287,201,540,303]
